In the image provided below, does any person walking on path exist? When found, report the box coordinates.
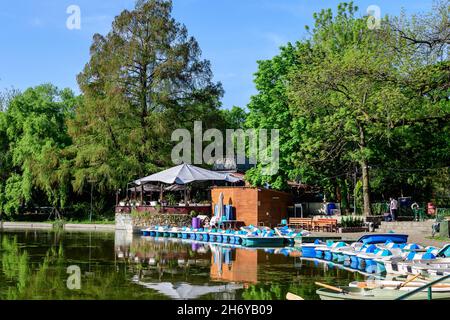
[390,197,398,222]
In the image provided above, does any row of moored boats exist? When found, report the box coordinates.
[300,233,450,277]
[141,225,310,247]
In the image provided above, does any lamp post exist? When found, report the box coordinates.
[88,178,97,223]
[116,189,121,207]
[353,167,358,217]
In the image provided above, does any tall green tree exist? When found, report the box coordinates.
[221,106,248,130]
[243,2,449,214]
[244,43,304,190]
[0,85,76,215]
[288,2,449,215]
[71,0,223,194]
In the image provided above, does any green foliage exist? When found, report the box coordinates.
[0,1,448,222]
[438,208,450,218]
[244,43,302,190]
[131,209,151,219]
[0,84,77,215]
[371,202,389,216]
[189,210,199,218]
[165,193,177,206]
[70,0,223,195]
[0,0,225,221]
[244,1,449,212]
[221,106,248,129]
[340,216,365,228]
[241,284,283,300]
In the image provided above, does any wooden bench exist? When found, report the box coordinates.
[313,219,338,232]
[289,218,313,231]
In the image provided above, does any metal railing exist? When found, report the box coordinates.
[396,274,450,300]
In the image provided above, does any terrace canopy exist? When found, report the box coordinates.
[129,164,241,205]
[134,163,240,186]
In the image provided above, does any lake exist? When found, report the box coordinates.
[0,230,366,300]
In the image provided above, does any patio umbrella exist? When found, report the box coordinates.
[217,192,224,222]
[134,163,240,185]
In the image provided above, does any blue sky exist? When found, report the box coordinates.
[0,0,435,109]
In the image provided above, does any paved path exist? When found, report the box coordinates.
[0,221,115,232]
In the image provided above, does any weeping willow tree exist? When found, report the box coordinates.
[0,85,77,215]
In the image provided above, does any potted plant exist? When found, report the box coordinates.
[190,210,199,218]
[165,194,177,206]
[339,216,367,233]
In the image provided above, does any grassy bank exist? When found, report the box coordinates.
[426,236,450,242]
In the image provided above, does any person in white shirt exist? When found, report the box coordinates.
[390,198,398,221]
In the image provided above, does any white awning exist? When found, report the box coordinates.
[134,163,241,185]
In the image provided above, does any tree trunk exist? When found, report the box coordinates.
[358,123,372,217]
[361,160,372,216]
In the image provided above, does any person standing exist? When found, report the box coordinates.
[390,197,398,221]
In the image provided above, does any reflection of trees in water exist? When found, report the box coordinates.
[124,238,212,284]
[0,233,367,300]
[242,284,283,300]
[1,235,66,299]
[240,258,367,300]
[0,234,167,300]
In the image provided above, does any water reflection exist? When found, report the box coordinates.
[116,235,366,300]
[0,231,365,300]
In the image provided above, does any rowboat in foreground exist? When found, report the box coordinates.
[349,280,450,292]
[317,286,450,300]
[316,275,450,300]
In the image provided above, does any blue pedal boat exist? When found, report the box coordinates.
[300,239,324,258]
[141,228,153,237]
[180,228,191,239]
[274,226,301,245]
[189,231,197,240]
[358,233,408,245]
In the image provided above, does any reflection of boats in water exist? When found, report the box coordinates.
[114,234,400,300]
[117,236,303,285]
[298,257,384,278]
[131,279,243,300]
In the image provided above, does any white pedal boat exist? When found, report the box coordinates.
[388,244,450,275]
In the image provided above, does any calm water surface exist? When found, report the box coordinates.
[0,230,366,300]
